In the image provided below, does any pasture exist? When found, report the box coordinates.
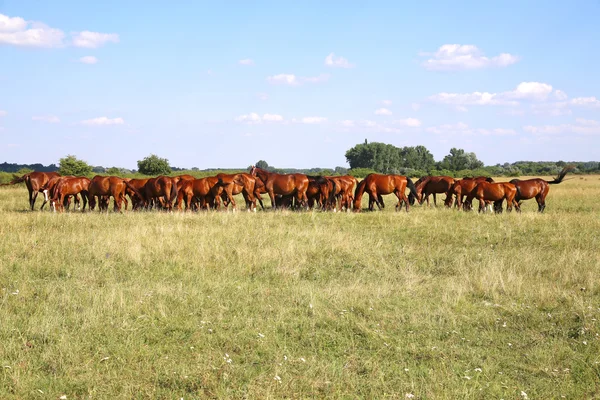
[1,176,599,398]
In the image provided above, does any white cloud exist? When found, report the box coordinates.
[32,115,60,123]
[256,93,269,101]
[72,31,119,48]
[570,96,600,107]
[524,119,600,136]
[235,113,284,124]
[381,100,392,106]
[262,113,284,122]
[267,74,299,86]
[239,58,254,66]
[421,44,519,71]
[506,82,553,100]
[81,117,124,126]
[299,117,327,124]
[531,102,571,116]
[266,73,329,86]
[0,13,27,32]
[78,56,98,64]
[324,53,354,68]
[374,108,392,116]
[0,13,65,47]
[396,118,421,127]
[427,122,515,136]
[429,91,517,106]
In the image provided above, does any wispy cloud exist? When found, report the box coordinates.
[239,58,254,66]
[427,122,516,135]
[0,110,7,117]
[81,117,124,126]
[32,115,60,123]
[324,53,354,68]
[267,73,330,86]
[78,56,98,64]
[420,44,519,71]
[71,31,119,48]
[375,108,392,116]
[297,117,327,124]
[524,118,600,136]
[235,113,284,124]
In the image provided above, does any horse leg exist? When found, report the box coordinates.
[433,193,437,207]
[31,191,39,211]
[82,192,88,212]
[268,190,277,210]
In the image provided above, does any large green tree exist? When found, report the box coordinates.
[137,154,172,175]
[345,141,436,173]
[440,148,484,171]
[58,155,93,176]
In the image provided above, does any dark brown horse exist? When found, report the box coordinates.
[306,176,336,210]
[124,178,149,210]
[1,171,61,210]
[353,173,417,212]
[447,177,494,209]
[88,176,143,212]
[509,166,574,212]
[249,166,309,210]
[414,176,455,206]
[50,177,90,212]
[465,181,517,213]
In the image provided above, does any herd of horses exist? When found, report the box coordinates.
[1,166,574,214]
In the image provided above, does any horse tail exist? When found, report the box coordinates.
[354,178,367,199]
[510,179,522,202]
[0,173,29,186]
[327,179,337,207]
[406,177,418,205]
[548,165,575,184]
[168,180,177,203]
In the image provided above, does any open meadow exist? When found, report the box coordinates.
[1,176,600,399]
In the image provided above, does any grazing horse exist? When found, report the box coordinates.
[249,166,309,210]
[306,176,337,210]
[327,175,357,211]
[218,173,259,211]
[50,177,90,212]
[175,177,220,211]
[144,176,178,210]
[42,175,81,211]
[1,171,61,210]
[88,176,143,212]
[353,173,418,212]
[414,176,455,206]
[124,178,149,210]
[448,177,494,210]
[509,166,574,212]
[465,181,517,213]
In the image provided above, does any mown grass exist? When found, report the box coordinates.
[1,176,599,399]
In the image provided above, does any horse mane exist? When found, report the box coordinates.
[548,165,576,184]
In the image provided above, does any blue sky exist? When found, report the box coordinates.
[1,1,599,169]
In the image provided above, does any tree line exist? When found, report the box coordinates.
[1,144,599,183]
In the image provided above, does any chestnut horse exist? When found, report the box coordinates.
[465,181,517,213]
[88,176,144,212]
[1,171,60,210]
[306,176,336,210]
[217,173,259,211]
[144,176,178,210]
[414,176,455,206]
[42,175,81,211]
[448,177,494,210]
[509,166,574,212]
[50,177,90,212]
[250,166,309,210]
[353,173,417,212]
[327,175,357,211]
[176,177,220,211]
[124,178,149,210]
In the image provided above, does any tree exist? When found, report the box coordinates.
[58,155,93,176]
[440,148,484,171]
[137,154,171,175]
[255,160,270,170]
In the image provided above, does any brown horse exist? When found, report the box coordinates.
[448,177,494,209]
[414,176,455,206]
[175,177,220,211]
[353,173,417,212]
[509,166,574,212]
[250,166,309,210]
[42,175,82,211]
[217,173,259,211]
[144,176,178,210]
[327,175,357,211]
[306,176,336,210]
[1,171,61,210]
[124,178,149,210]
[50,177,90,212]
[465,181,517,213]
[88,176,144,212]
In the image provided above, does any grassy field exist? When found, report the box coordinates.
[1,176,599,399]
